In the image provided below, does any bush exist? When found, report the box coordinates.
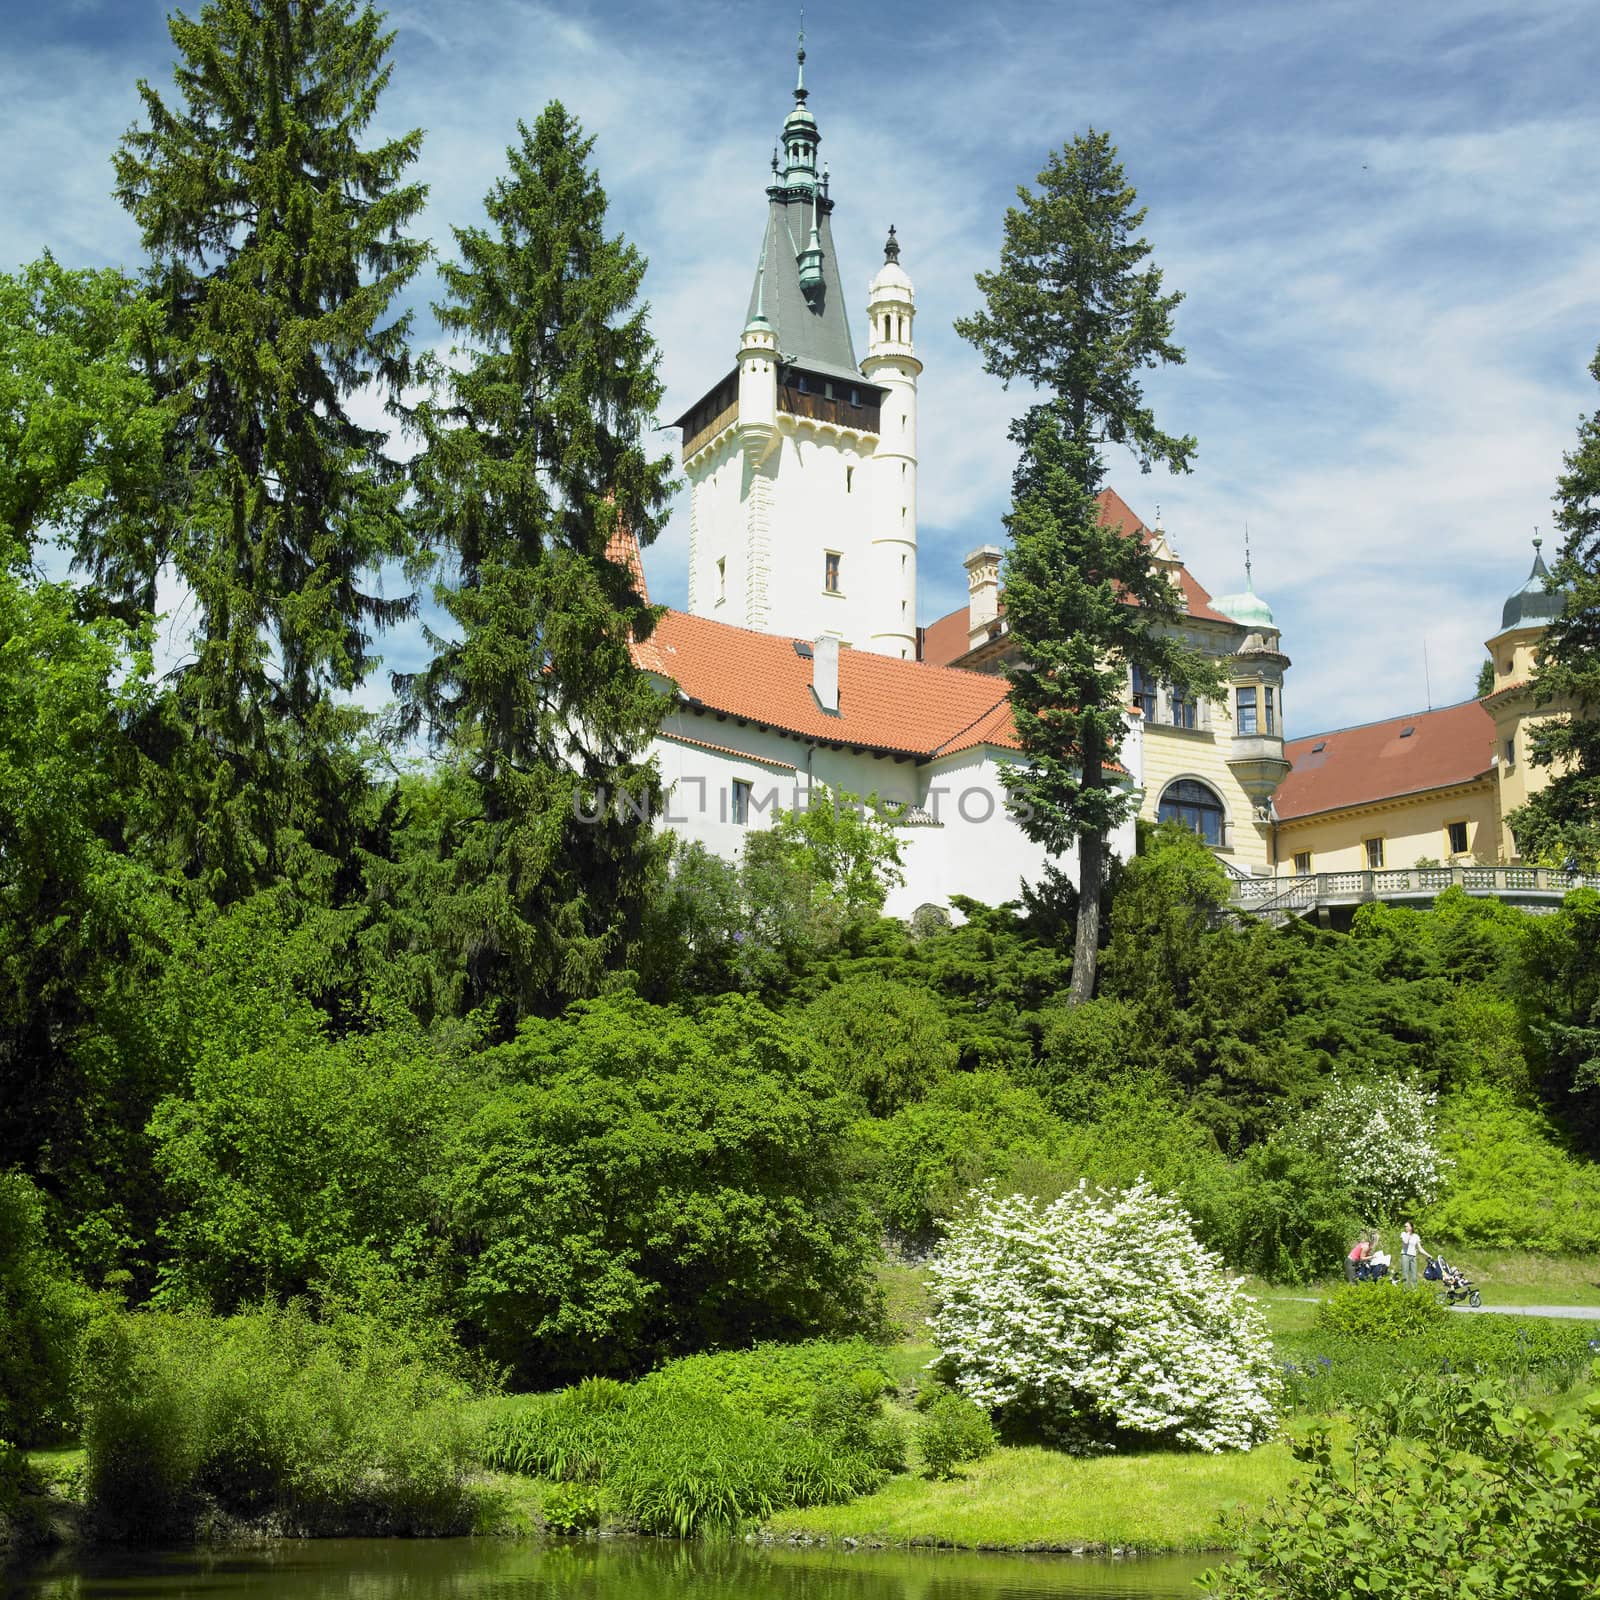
[1200,1373,1600,1597]
[917,1392,996,1479]
[1314,1284,1447,1340]
[481,1339,908,1537]
[801,975,957,1116]
[1419,1088,1600,1252]
[0,1171,87,1443]
[539,1481,603,1534]
[1184,1137,1359,1285]
[1295,1075,1450,1215]
[929,1182,1279,1454]
[1275,1316,1593,1416]
[79,1303,476,1539]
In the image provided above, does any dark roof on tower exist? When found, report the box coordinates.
[1498,541,1565,633]
[745,199,861,385]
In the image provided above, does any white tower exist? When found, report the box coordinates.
[861,226,919,659]
[675,38,914,657]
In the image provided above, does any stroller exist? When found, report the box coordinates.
[1354,1256,1393,1284]
[1424,1253,1482,1308]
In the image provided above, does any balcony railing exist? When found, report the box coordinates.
[1230,864,1600,917]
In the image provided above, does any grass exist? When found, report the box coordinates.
[763,1431,1317,1553]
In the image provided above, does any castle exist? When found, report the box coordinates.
[626,48,1571,912]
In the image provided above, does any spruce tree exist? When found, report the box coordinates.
[957,132,1219,1005]
[1509,342,1600,866]
[108,0,426,901]
[398,102,675,1023]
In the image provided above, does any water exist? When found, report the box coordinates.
[3,1540,1213,1599]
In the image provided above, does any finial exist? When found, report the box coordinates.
[771,146,781,175]
[1154,502,1162,528]
[795,11,808,103]
[884,223,900,264]
[1533,530,1542,552]
[1245,523,1254,589]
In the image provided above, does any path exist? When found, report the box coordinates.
[1283,1296,1600,1322]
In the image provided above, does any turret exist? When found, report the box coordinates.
[737,252,777,439]
[861,226,920,658]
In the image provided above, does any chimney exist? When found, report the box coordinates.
[965,545,1002,644]
[813,634,840,713]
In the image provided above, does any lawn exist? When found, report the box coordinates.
[763,1431,1311,1553]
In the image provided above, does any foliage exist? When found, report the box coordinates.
[1294,1074,1450,1216]
[1313,1283,1447,1340]
[1508,340,1600,869]
[956,131,1218,1004]
[802,975,957,1116]
[440,995,879,1382]
[1201,1372,1600,1598]
[1100,823,1298,1145]
[929,1182,1279,1453]
[1421,1087,1600,1251]
[1185,1136,1359,1285]
[397,102,674,1023]
[917,1392,997,1479]
[0,1172,88,1443]
[482,1339,906,1536]
[858,1072,1069,1239]
[149,987,459,1310]
[0,559,177,1279]
[105,0,427,902]
[0,255,166,561]
[1476,656,1497,699]
[79,1301,476,1540]
[1518,889,1600,1154]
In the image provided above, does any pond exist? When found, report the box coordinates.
[3,1539,1214,1599]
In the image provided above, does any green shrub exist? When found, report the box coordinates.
[480,1381,627,1482]
[1314,1285,1447,1340]
[1276,1316,1593,1417]
[801,975,958,1116]
[0,1171,88,1443]
[79,1303,476,1539]
[540,1481,603,1534]
[1201,1373,1600,1598]
[638,1338,892,1426]
[917,1392,996,1479]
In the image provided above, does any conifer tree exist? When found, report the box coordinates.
[107,0,426,901]
[398,103,675,1022]
[957,132,1219,1005]
[1509,343,1600,866]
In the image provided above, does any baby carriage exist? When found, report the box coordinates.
[1424,1253,1482,1308]
[1354,1256,1393,1284]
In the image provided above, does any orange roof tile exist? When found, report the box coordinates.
[633,609,1021,759]
[1275,700,1495,821]
[659,731,796,770]
[919,604,976,669]
[604,519,650,604]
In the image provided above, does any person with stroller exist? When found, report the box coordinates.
[1399,1221,1424,1288]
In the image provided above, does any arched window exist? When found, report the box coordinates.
[1158,778,1227,847]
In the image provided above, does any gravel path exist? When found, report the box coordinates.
[1450,1302,1600,1321]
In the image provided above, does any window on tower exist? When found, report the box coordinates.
[824,552,841,594]
[845,466,853,493]
[1236,686,1259,736]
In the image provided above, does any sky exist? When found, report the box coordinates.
[3,0,1598,737]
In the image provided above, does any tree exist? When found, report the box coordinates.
[107,0,427,901]
[400,102,675,1022]
[801,974,956,1116]
[1476,657,1496,699]
[956,132,1220,1004]
[0,256,166,568]
[1509,342,1600,865]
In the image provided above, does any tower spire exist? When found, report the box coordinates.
[795,11,808,103]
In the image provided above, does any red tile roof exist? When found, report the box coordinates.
[633,609,1021,759]
[660,731,796,770]
[1274,700,1495,821]
[918,489,1234,667]
[604,519,650,604]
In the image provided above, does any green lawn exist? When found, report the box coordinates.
[763,1433,1310,1553]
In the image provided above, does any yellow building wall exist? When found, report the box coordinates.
[1273,780,1500,875]
[1142,712,1275,874]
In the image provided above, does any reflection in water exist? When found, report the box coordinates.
[4,1539,1212,1600]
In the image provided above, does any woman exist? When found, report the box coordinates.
[1345,1232,1371,1283]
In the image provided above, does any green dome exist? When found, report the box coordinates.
[1500,541,1563,632]
[1212,587,1275,629]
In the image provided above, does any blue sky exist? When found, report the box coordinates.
[3,0,1598,736]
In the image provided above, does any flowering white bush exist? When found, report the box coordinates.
[927,1182,1280,1454]
[1299,1075,1451,1215]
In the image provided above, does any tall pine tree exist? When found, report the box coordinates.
[1509,340,1600,866]
[957,132,1219,1004]
[107,0,426,902]
[396,103,675,1023]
